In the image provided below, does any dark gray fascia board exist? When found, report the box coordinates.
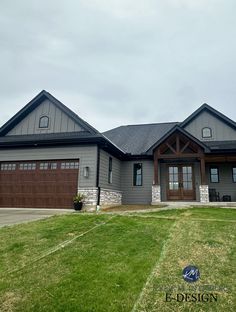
[0,134,126,160]
[0,135,101,147]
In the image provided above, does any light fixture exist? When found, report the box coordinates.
[83,166,89,178]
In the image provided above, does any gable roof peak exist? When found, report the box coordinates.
[146,124,210,154]
[180,102,236,129]
[0,90,99,136]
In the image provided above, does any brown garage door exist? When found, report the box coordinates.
[0,160,79,208]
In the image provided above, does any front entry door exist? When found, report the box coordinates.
[167,165,195,200]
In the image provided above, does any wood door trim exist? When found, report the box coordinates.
[166,164,196,201]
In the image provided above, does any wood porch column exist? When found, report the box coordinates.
[154,152,159,185]
[200,156,206,185]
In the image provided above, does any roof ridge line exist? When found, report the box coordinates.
[124,121,179,127]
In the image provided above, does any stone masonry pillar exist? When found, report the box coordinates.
[152,185,161,204]
[199,185,209,203]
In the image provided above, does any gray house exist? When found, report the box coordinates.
[0,90,236,209]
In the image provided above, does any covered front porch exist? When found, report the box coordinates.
[150,128,236,204]
[205,155,236,202]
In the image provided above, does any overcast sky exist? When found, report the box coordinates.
[1,0,236,132]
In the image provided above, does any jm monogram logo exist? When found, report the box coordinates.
[182,265,200,283]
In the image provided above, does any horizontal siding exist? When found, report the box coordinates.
[206,163,236,201]
[0,145,97,188]
[184,111,236,141]
[99,150,121,190]
[121,160,153,204]
[7,99,84,135]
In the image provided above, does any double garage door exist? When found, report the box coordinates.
[0,160,79,208]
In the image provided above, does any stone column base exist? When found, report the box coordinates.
[199,185,209,203]
[77,187,122,211]
[77,187,98,211]
[100,188,122,206]
[152,184,161,204]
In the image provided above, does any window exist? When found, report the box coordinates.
[0,163,16,171]
[202,127,212,138]
[51,162,57,170]
[232,168,236,183]
[40,162,49,170]
[168,166,179,190]
[39,116,49,128]
[108,157,112,184]
[40,162,57,170]
[61,162,79,169]
[210,167,219,183]
[19,163,36,170]
[133,163,142,186]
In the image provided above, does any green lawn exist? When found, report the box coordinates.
[0,208,235,312]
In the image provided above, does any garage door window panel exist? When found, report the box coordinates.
[1,163,16,171]
[61,162,79,169]
[19,163,36,170]
[40,163,49,170]
[40,162,58,170]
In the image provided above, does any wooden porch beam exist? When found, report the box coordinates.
[154,154,159,185]
[205,155,236,163]
[158,153,202,159]
[180,141,190,153]
[200,156,206,185]
[166,142,176,154]
[176,134,180,153]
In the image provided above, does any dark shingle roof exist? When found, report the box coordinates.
[0,131,126,157]
[0,131,94,143]
[103,122,178,155]
[0,131,106,148]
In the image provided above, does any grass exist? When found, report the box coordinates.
[101,204,167,212]
[0,208,235,311]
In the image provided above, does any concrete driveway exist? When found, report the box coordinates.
[0,208,72,228]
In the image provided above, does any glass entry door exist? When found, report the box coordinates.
[167,165,195,200]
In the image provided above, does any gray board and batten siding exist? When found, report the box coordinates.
[6,99,85,136]
[0,145,98,189]
[183,110,236,142]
